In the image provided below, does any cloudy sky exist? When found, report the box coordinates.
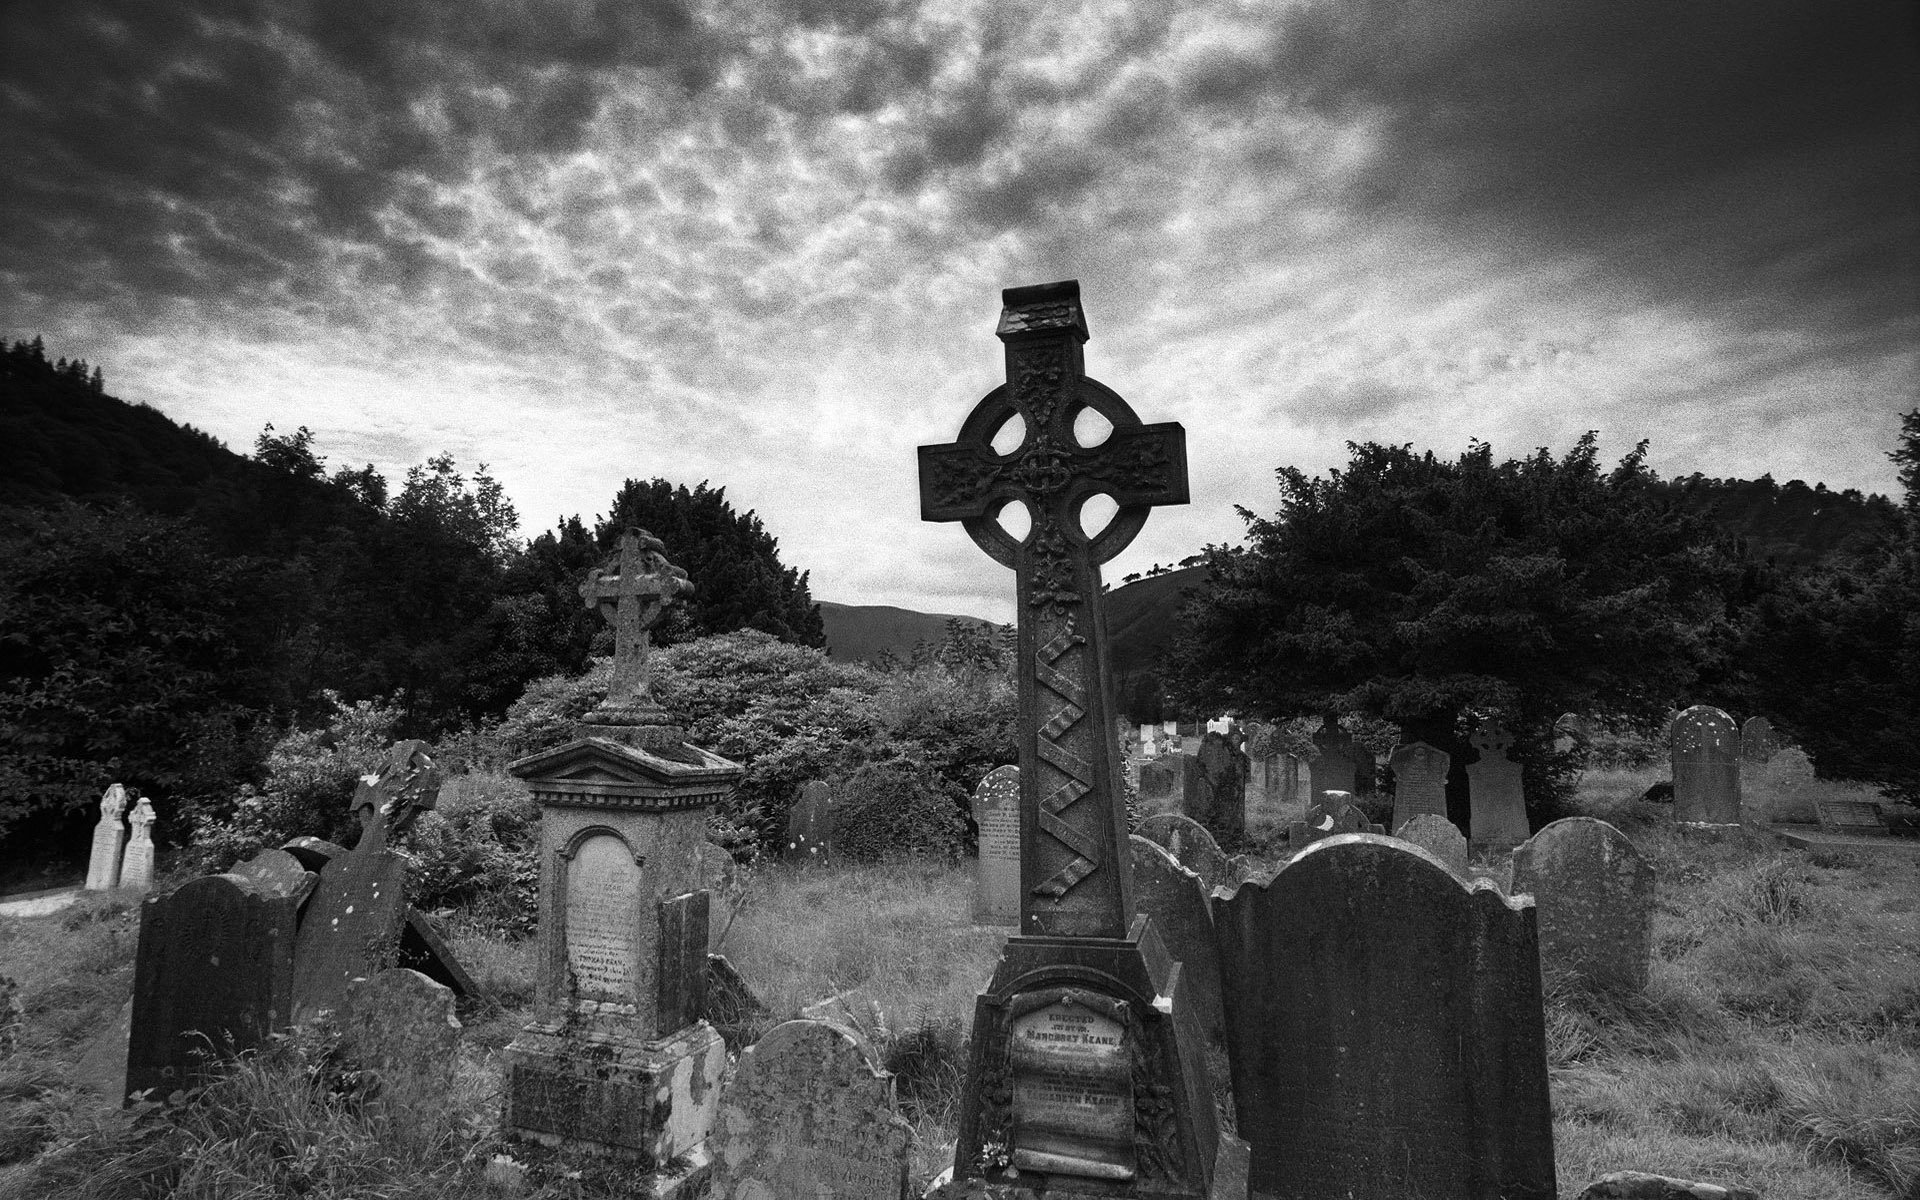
[3,1,1915,624]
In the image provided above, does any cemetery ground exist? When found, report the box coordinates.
[1,767,1916,1199]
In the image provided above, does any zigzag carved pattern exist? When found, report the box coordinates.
[1033,620,1098,897]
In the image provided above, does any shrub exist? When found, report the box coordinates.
[405,773,541,938]
[828,764,967,863]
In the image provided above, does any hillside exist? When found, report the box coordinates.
[817,601,1003,663]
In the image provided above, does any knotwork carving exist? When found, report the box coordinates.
[1027,520,1079,611]
[1033,614,1097,896]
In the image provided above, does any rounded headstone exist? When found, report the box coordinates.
[1392,813,1468,877]
[1135,812,1231,893]
[1509,817,1653,994]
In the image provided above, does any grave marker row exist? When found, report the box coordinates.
[85,785,157,892]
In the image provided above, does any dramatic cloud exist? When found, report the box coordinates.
[2,0,1914,622]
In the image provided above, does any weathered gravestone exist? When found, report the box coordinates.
[1284,791,1382,854]
[503,528,740,1189]
[1509,818,1653,993]
[127,874,299,1102]
[1388,741,1449,834]
[1740,715,1778,764]
[1393,812,1468,877]
[120,797,157,893]
[787,780,834,865]
[338,967,461,1137]
[231,848,318,903]
[86,783,130,891]
[1130,836,1224,1051]
[696,841,747,949]
[1816,799,1887,836]
[1182,731,1249,845]
[1213,835,1556,1199]
[1135,811,1232,894]
[1138,758,1176,799]
[919,281,1245,1197]
[1468,724,1531,850]
[274,838,475,997]
[1306,718,1358,807]
[710,1019,912,1199]
[972,764,1021,925]
[799,987,892,1056]
[290,741,443,1022]
[1671,705,1741,826]
[1767,746,1815,797]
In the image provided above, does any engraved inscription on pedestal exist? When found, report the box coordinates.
[565,833,642,1003]
[1009,995,1135,1180]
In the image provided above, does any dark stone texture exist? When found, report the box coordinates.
[1136,812,1232,893]
[1671,705,1740,824]
[1511,818,1654,993]
[1182,732,1249,846]
[1130,836,1224,1051]
[1576,1170,1760,1200]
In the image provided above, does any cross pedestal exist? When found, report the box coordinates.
[921,281,1246,1198]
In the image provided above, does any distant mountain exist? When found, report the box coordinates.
[816,601,1003,663]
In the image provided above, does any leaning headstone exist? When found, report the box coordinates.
[1307,718,1358,806]
[231,848,318,904]
[1509,818,1653,994]
[1136,811,1232,893]
[1393,813,1468,877]
[710,1019,912,1199]
[1214,835,1555,1199]
[971,765,1021,925]
[1467,724,1530,850]
[787,780,834,865]
[338,968,461,1136]
[1740,716,1777,764]
[85,784,129,890]
[1183,731,1249,845]
[1131,837,1225,1050]
[1284,791,1381,853]
[1388,741,1450,834]
[1815,799,1886,836]
[697,841,747,948]
[127,874,299,1103]
[119,797,157,893]
[1671,705,1740,826]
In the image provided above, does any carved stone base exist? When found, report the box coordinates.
[503,1017,725,1172]
[945,915,1244,1199]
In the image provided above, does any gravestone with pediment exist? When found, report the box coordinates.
[786,780,834,865]
[972,764,1021,925]
[1182,731,1249,846]
[1130,836,1225,1051]
[1510,818,1653,994]
[1740,716,1778,764]
[1467,724,1530,850]
[1388,741,1450,834]
[86,783,129,890]
[919,281,1245,1198]
[126,873,300,1103]
[710,1019,912,1199]
[1214,835,1555,1198]
[1136,811,1233,894]
[1307,718,1358,807]
[1138,758,1175,799]
[120,797,157,893]
[503,528,742,1192]
[1671,705,1741,826]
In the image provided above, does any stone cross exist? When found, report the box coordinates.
[919,280,1187,939]
[121,798,157,892]
[582,528,694,716]
[349,739,441,843]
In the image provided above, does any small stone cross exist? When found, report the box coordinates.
[583,528,695,713]
[919,279,1187,939]
[349,739,441,850]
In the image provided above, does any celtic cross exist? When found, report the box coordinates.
[582,528,694,716]
[919,280,1188,938]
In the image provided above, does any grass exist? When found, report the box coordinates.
[3,766,1917,1198]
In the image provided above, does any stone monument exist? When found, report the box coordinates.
[919,281,1245,1197]
[121,796,157,892]
[1182,730,1249,846]
[1466,724,1530,850]
[503,528,742,1195]
[1671,704,1740,826]
[1307,718,1358,806]
[1388,741,1449,834]
[1740,716,1777,764]
[972,765,1022,925]
[85,783,129,890]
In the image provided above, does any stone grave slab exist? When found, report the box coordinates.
[1816,800,1886,836]
[1306,719,1358,806]
[1213,835,1555,1199]
[787,780,834,865]
[711,1018,912,1199]
[1138,758,1176,799]
[1467,725,1529,849]
[1131,836,1224,1051]
[1182,732,1249,846]
[1509,818,1653,994]
[1393,813,1468,877]
[1135,812,1232,893]
[1388,741,1450,834]
[121,797,156,892]
[290,845,412,1022]
[127,874,299,1102]
[972,764,1021,925]
[338,967,461,1135]
[76,997,133,1102]
[86,783,129,891]
[1671,705,1740,825]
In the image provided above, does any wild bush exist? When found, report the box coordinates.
[406,774,540,938]
[828,764,967,863]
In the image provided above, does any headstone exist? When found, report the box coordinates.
[1671,705,1741,825]
[75,998,133,1101]
[711,1019,912,1199]
[127,873,299,1103]
[1182,731,1249,845]
[1213,835,1556,1199]
[1467,724,1530,850]
[1740,716,1777,764]
[1138,758,1175,799]
[697,841,747,949]
[503,528,740,1187]
[120,797,157,892]
[1282,753,1308,808]
[338,968,461,1135]
[1130,837,1224,1050]
[972,765,1021,925]
[1140,725,1160,759]
[85,783,129,890]
[1393,813,1468,876]
[787,780,834,865]
[1307,718,1358,806]
[231,848,318,905]
[265,839,472,997]
[1767,746,1815,798]
[706,952,771,1036]
[1509,818,1653,994]
[1135,812,1232,893]
[1387,741,1449,834]
[291,741,442,1022]
[918,281,1244,1197]
[1284,791,1382,853]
